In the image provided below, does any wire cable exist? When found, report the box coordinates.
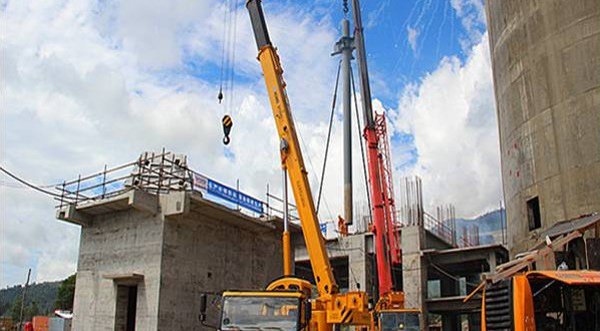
[316,60,341,214]
[297,125,334,221]
[226,0,240,117]
[0,166,64,198]
[217,0,228,105]
[350,64,372,224]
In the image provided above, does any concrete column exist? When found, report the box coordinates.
[488,251,497,272]
[341,234,372,294]
[401,226,428,330]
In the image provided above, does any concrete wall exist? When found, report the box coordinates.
[486,0,600,255]
[72,209,163,330]
[66,191,285,331]
[157,209,283,330]
[338,234,374,295]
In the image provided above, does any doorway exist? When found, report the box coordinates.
[115,285,137,331]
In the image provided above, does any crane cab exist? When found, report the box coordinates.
[373,292,421,331]
[376,310,420,331]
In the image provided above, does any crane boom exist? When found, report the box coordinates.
[202,3,372,331]
[348,2,421,328]
[350,0,396,297]
[351,0,374,128]
[246,0,337,298]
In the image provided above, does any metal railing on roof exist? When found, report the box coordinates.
[55,151,296,220]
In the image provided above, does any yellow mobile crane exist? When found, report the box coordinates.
[200,1,371,331]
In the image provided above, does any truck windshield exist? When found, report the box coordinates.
[380,311,420,331]
[221,296,300,331]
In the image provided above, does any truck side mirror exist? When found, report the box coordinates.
[199,294,207,322]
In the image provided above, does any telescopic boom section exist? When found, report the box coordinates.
[350,0,395,296]
[246,0,338,298]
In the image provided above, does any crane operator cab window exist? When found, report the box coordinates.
[379,311,420,331]
[220,294,306,331]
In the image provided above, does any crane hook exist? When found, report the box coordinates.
[222,115,233,145]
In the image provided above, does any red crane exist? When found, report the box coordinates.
[374,112,401,266]
[349,0,421,328]
[348,0,399,299]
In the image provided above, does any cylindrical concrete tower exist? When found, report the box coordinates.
[485,0,600,255]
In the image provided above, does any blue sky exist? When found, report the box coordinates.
[1,0,500,287]
[174,0,481,110]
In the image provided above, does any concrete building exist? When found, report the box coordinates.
[293,222,507,331]
[485,0,600,255]
[56,152,290,330]
[56,152,505,330]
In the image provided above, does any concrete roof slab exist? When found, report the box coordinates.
[187,193,278,233]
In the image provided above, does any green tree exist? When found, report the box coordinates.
[26,301,41,320]
[10,298,42,323]
[54,274,76,310]
[10,297,22,323]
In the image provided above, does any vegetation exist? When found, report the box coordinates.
[455,208,505,244]
[0,274,76,319]
[54,274,76,310]
[9,298,40,323]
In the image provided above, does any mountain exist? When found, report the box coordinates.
[454,208,506,245]
[0,281,61,317]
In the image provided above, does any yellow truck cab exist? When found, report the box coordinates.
[219,291,310,331]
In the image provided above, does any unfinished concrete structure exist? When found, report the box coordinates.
[293,212,507,331]
[485,0,600,256]
[293,228,507,330]
[56,152,290,331]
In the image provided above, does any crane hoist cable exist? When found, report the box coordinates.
[218,0,232,105]
[226,0,239,114]
[219,0,240,145]
[316,60,342,214]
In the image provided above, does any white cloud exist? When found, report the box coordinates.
[366,1,388,30]
[0,0,347,287]
[390,33,501,218]
[1,0,500,287]
[406,26,419,54]
[450,0,486,48]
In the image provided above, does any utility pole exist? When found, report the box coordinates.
[18,268,31,331]
[333,15,355,225]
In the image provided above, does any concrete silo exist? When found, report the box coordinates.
[485,0,600,255]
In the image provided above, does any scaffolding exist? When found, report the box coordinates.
[55,150,297,220]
